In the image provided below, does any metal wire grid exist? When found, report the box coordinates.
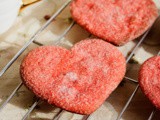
[0,0,159,120]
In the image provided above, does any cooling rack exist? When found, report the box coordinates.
[0,0,159,120]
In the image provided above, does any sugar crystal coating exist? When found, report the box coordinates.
[70,0,158,45]
[20,39,126,114]
[139,56,160,109]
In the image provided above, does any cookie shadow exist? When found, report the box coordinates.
[138,16,160,56]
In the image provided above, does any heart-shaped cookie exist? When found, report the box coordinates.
[139,56,160,109]
[70,0,158,45]
[20,39,126,114]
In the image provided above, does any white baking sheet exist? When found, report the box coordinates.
[0,0,160,120]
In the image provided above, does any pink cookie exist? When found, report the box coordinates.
[139,56,160,109]
[70,0,158,45]
[20,39,126,114]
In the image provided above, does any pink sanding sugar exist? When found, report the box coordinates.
[70,0,158,45]
[20,39,126,114]
[139,56,160,109]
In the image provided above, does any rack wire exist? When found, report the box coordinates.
[0,0,159,120]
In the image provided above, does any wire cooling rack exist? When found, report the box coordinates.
[0,0,159,120]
